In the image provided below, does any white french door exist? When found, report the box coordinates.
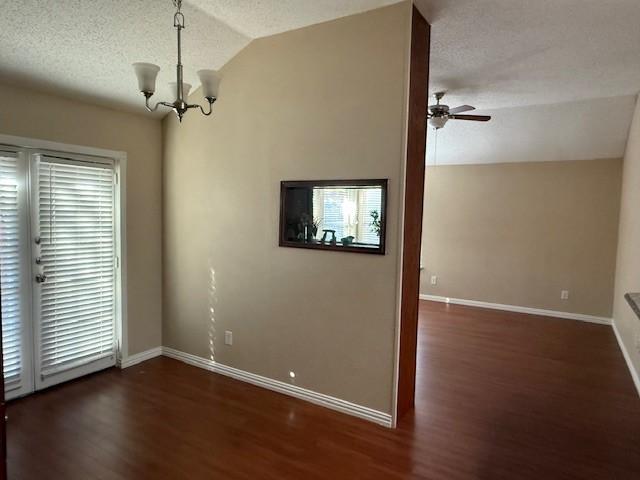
[0,147,118,399]
[0,149,33,399]
[32,154,117,390]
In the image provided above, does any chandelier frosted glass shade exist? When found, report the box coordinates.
[169,82,192,100]
[197,70,221,99]
[132,63,161,94]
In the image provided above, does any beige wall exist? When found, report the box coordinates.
[613,96,640,378]
[0,82,163,355]
[420,159,622,317]
[162,3,411,413]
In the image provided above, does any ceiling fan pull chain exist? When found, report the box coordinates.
[434,128,438,167]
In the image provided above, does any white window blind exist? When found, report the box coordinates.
[313,186,382,245]
[0,152,24,391]
[357,188,383,245]
[38,157,116,377]
[313,188,350,239]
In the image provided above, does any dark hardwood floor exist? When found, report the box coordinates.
[8,301,640,479]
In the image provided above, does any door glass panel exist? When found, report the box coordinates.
[35,157,116,386]
[0,151,31,398]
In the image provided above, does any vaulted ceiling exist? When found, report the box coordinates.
[417,0,640,164]
[1,1,639,165]
[0,0,399,113]
[188,0,401,38]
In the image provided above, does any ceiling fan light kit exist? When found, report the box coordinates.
[132,0,221,122]
[427,92,492,130]
[429,116,448,130]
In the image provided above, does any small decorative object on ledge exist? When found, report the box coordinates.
[279,179,387,255]
[625,293,640,321]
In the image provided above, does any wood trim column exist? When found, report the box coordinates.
[397,5,430,419]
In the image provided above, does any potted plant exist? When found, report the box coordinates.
[370,210,381,237]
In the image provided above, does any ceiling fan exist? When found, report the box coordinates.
[428,92,491,130]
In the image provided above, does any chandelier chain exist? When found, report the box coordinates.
[173,0,185,28]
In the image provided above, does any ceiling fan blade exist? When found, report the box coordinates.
[449,114,491,122]
[448,105,475,114]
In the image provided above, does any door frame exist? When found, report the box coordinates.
[392,4,430,425]
[0,134,129,378]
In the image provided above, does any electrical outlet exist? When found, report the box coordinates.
[430,275,438,286]
[224,330,233,346]
[561,290,569,300]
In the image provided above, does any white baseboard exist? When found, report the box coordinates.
[419,294,612,325]
[119,347,163,369]
[161,347,392,427]
[612,320,640,397]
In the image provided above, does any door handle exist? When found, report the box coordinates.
[35,274,47,284]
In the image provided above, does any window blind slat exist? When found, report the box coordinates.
[38,158,116,377]
[0,154,24,392]
[42,301,114,319]
[41,317,114,337]
[41,283,114,299]
[41,331,114,355]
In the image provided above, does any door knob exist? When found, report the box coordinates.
[35,274,47,284]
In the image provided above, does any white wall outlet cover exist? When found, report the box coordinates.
[430,275,438,285]
[561,290,570,300]
[224,331,233,345]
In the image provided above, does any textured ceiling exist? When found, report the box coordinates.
[426,95,637,166]
[0,0,250,114]
[0,0,638,165]
[0,0,403,115]
[188,0,402,38]
[415,0,640,164]
[418,0,640,110]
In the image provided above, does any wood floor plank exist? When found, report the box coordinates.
[7,300,640,479]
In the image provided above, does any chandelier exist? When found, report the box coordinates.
[132,0,220,122]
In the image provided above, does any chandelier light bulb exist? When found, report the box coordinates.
[169,82,192,101]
